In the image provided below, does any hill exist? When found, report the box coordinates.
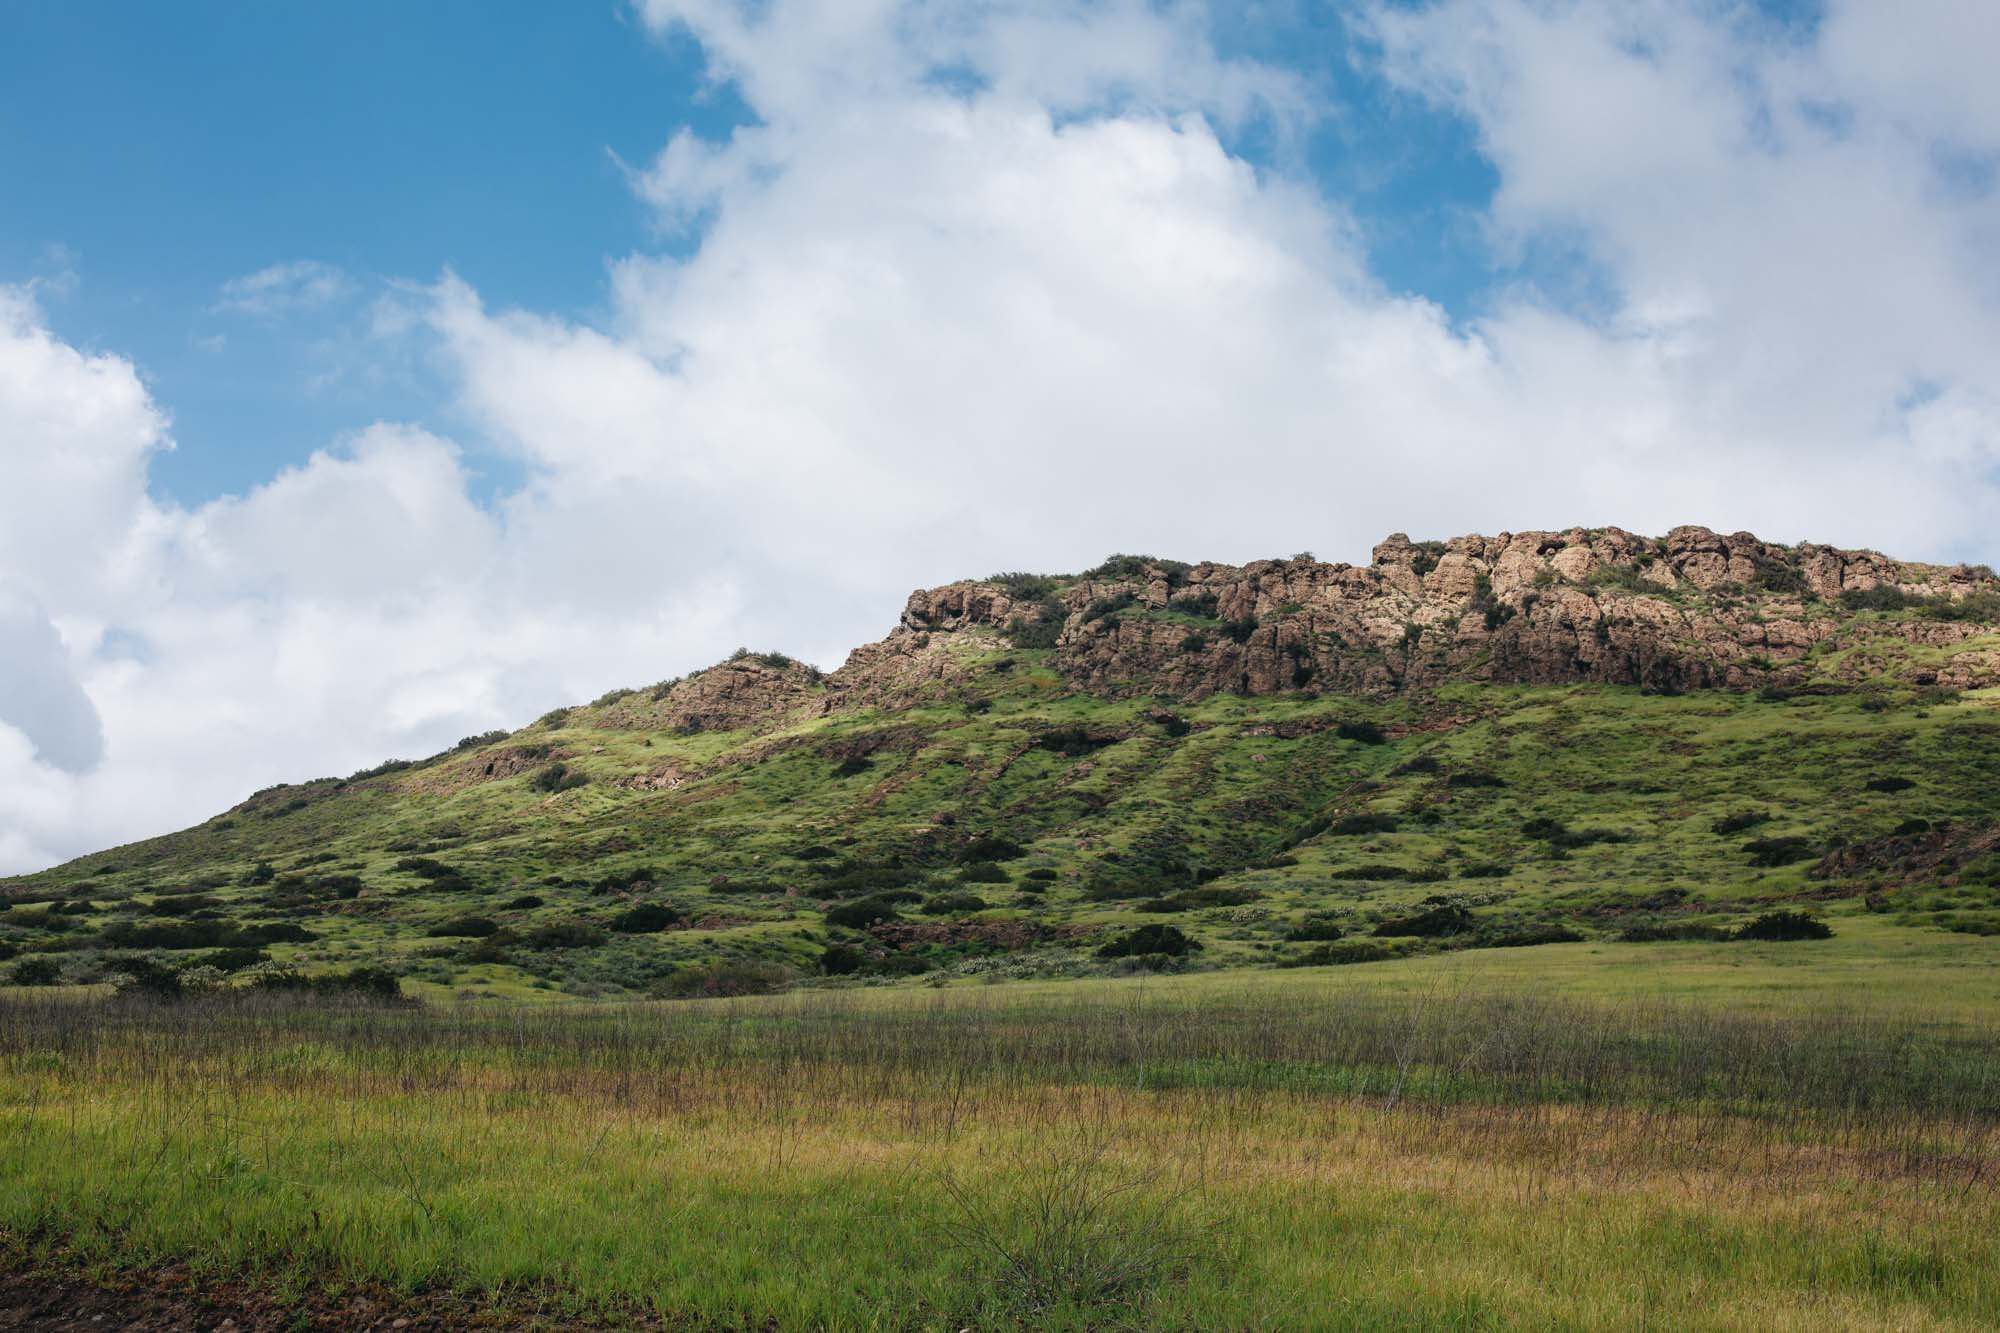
[6,523,2000,999]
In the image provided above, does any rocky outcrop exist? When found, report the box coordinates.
[595,656,830,734]
[828,526,2000,705]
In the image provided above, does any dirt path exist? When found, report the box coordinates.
[0,1265,670,1331]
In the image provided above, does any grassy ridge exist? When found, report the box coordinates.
[4,953,1998,1328]
[5,667,2000,999]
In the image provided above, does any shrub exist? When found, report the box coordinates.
[820,944,866,975]
[1732,910,1832,941]
[1712,811,1769,835]
[243,862,277,886]
[1328,812,1399,837]
[1082,554,1188,582]
[1096,924,1199,959]
[922,893,989,916]
[195,947,269,974]
[1373,903,1475,938]
[990,572,1063,601]
[504,894,544,910]
[1002,597,1069,649]
[1140,887,1260,913]
[1168,590,1219,619]
[1284,920,1345,942]
[522,921,607,950]
[1082,592,1137,622]
[794,845,837,861]
[1284,940,1392,966]
[833,756,874,778]
[1219,617,1259,644]
[1178,631,1209,653]
[1024,868,1059,882]
[1336,720,1386,745]
[1446,770,1503,788]
[1477,924,1583,948]
[528,763,588,794]
[1455,861,1510,879]
[825,895,907,929]
[427,915,500,938]
[250,966,404,1001]
[609,903,682,933]
[1522,817,1629,849]
[959,862,1010,884]
[962,835,1026,862]
[453,730,509,752]
[1840,586,1911,613]
[658,961,797,999]
[1865,776,1916,793]
[1619,922,1730,942]
[1741,836,1816,868]
[8,957,61,986]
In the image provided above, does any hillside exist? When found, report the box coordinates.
[6,523,2000,999]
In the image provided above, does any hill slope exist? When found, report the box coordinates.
[7,524,2000,998]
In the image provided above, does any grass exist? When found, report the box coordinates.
[5,674,1998,1002]
[4,945,1999,1328]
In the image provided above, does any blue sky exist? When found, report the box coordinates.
[3,0,1515,504]
[3,0,1998,872]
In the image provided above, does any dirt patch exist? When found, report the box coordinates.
[0,1259,675,1331]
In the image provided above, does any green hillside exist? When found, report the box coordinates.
[7,639,1999,1001]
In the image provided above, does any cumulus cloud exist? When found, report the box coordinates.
[4,0,2000,871]
[215,260,350,315]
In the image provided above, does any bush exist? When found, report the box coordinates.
[1445,770,1504,788]
[1140,887,1260,913]
[922,893,989,915]
[1328,812,1399,837]
[242,861,277,886]
[825,895,906,929]
[1865,776,1916,793]
[1284,940,1392,967]
[1741,836,1816,868]
[1002,596,1069,650]
[427,915,500,938]
[250,966,404,1001]
[959,862,1010,884]
[990,572,1063,602]
[820,944,866,975]
[522,921,608,950]
[1336,720,1386,745]
[1024,868,1059,882]
[1477,924,1583,948]
[1522,817,1628,849]
[1169,590,1219,618]
[1096,924,1199,959]
[832,756,874,778]
[195,947,269,974]
[658,961,797,999]
[1219,617,1259,644]
[1712,811,1769,835]
[7,957,61,986]
[1840,586,1911,613]
[528,763,588,794]
[504,894,544,910]
[961,835,1025,862]
[1455,861,1510,879]
[1618,922,1730,942]
[1732,910,1832,941]
[1283,920,1345,942]
[1373,903,1475,938]
[609,903,682,933]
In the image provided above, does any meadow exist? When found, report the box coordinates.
[4,937,1998,1330]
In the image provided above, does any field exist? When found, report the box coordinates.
[5,934,1999,1329]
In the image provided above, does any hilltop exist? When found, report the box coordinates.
[5,524,2000,998]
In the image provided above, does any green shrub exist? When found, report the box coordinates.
[8,957,61,986]
[1219,617,1259,644]
[1446,770,1503,788]
[825,895,907,929]
[657,961,797,999]
[1336,720,1386,745]
[1096,924,1199,959]
[1865,776,1916,793]
[427,915,500,938]
[1477,923,1583,948]
[1002,597,1069,649]
[1712,811,1769,835]
[961,835,1025,862]
[504,894,544,910]
[1169,590,1219,618]
[990,572,1063,601]
[1732,910,1832,941]
[1284,940,1392,966]
[1373,903,1475,938]
[922,893,989,916]
[1283,920,1345,942]
[609,903,682,933]
[820,944,865,975]
[528,763,588,794]
[1328,812,1399,837]
[832,756,874,778]
[959,862,1010,884]
[1618,922,1730,942]
[1840,586,1911,613]
[1741,836,1816,868]
[1455,861,1510,879]
[522,921,607,950]
[243,862,277,886]
[1024,868,1059,882]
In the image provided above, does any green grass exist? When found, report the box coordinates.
[4,667,1999,1000]
[4,949,1998,1328]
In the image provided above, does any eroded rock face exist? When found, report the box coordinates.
[597,658,829,734]
[828,526,2000,704]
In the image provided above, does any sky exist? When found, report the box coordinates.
[2,0,1998,873]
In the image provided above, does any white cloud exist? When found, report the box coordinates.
[215,260,350,316]
[5,0,2000,871]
